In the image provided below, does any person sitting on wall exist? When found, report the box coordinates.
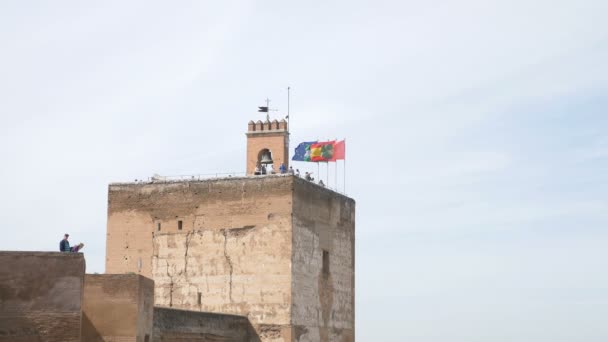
[288,166,294,174]
[305,172,314,182]
[295,169,300,177]
[254,166,261,175]
[269,164,275,174]
[261,165,267,175]
[318,179,325,187]
[71,243,85,253]
[59,233,71,252]
[279,163,287,174]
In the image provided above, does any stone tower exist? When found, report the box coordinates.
[246,118,289,175]
[105,120,355,342]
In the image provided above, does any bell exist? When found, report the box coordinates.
[259,151,273,165]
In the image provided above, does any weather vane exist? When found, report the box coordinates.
[258,98,271,121]
[258,87,291,131]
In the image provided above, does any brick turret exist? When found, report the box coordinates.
[246,118,289,175]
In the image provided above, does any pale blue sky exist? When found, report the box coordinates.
[1,1,607,341]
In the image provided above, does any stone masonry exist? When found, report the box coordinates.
[82,274,154,342]
[0,251,86,342]
[106,175,355,342]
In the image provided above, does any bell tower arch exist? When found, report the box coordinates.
[246,118,289,175]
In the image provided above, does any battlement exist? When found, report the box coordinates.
[247,118,288,133]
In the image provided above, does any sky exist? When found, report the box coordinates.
[1,1,607,340]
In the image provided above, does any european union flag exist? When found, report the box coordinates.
[292,141,317,161]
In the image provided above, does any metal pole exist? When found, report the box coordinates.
[344,139,346,193]
[335,159,338,191]
[287,87,291,165]
[266,98,270,121]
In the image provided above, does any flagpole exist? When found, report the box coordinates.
[287,87,291,164]
[335,159,338,191]
[344,139,346,193]
[334,137,338,190]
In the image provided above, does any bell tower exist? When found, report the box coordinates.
[246,118,289,175]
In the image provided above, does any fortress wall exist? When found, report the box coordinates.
[107,176,294,341]
[291,178,356,342]
[106,176,293,279]
[0,251,85,342]
[82,274,154,342]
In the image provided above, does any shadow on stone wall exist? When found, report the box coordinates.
[80,313,103,342]
[153,307,262,342]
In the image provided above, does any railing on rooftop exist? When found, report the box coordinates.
[147,172,247,182]
[134,172,347,196]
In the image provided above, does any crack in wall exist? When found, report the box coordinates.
[222,229,234,303]
[165,260,175,307]
[183,231,194,281]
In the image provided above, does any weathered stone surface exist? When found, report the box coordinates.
[153,307,256,341]
[106,175,355,342]
[291,179,355,342]
[0,251,85,342]
[82,274,154,342]
[152,225,292,325]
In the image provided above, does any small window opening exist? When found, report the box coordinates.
[157,223,161,231]
[197,292,202,305]
[178,220,183,230]
[322,250,330,275]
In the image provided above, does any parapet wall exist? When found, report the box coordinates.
[82,274,154,342]
[0,251,85,342]
[153,307,256,342]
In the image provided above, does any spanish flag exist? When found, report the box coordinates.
[311,141,335,162]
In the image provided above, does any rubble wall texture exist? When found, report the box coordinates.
[153,307,256,342]
[0,251,85,342]
[82,274,154,342]
[107,177,294,341]
[291,178,356,342]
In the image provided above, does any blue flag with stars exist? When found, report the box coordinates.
[292,141,317,161]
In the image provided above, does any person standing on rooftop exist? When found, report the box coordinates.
[59,233,70,252]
